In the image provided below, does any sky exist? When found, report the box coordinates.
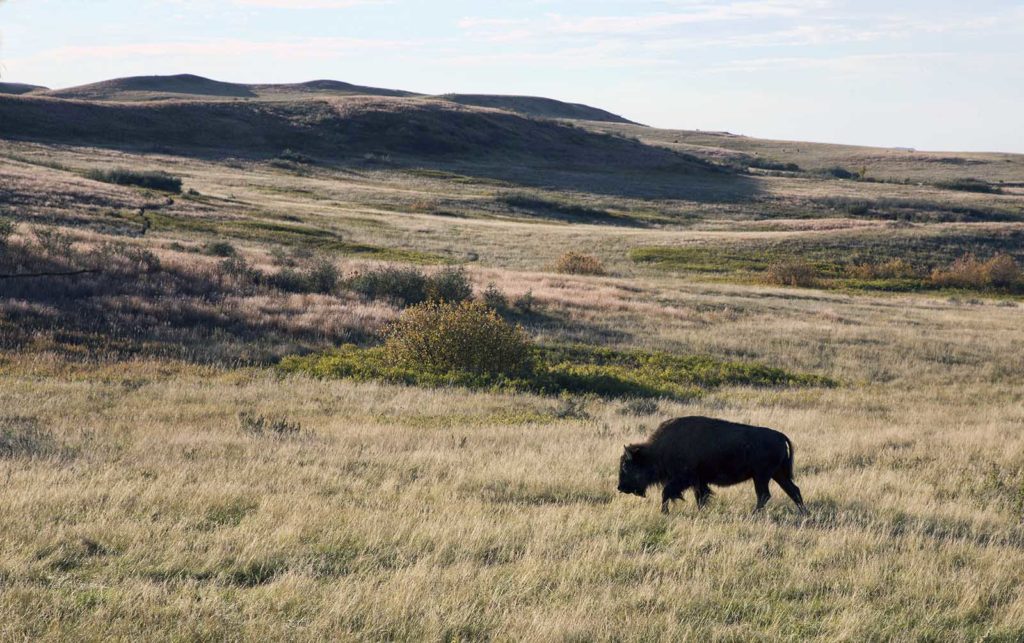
[1,0,1022,153]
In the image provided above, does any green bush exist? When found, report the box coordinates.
[85,168,183,193]
[347,265,473,306]
[383,300,535,378]
[347,266,429,305]
[426,266,473,303]
[481,283,509,311]
[269,259,338,294]
[204,241,237,257]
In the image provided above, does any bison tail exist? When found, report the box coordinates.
[783,436,795,480]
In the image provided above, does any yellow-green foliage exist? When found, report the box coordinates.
[280,340,832,400]
[383,300,535,378]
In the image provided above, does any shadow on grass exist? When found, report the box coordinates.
[0,93,764,203]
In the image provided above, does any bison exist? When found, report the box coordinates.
[617,416,808,514]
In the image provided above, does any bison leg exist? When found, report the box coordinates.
[772,472,809,514]
[661,479,688,514]
[753,476,771,512]
[694,482,712,509]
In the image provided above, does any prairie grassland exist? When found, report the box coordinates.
[2,286,1023,641]
[2,134,1024,640]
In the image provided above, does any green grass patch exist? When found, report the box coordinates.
[631,235,1024,296]
[149,213,446,263]
[279,343,833,401]
[631,229,1024,285]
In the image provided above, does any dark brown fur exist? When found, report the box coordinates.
[618,416,808,514]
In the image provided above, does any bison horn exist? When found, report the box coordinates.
[623,445,632,460]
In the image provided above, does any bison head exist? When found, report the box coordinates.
[618,444,655,497]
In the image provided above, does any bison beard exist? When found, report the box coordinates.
[617,416,808,514]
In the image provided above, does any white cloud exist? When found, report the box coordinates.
[15,36,421,62]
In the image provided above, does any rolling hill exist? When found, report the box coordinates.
[40,74,632,123]
[437,93,633,124]
[0,82,47,96]
[45,74,416,101]
[0,92,702,175]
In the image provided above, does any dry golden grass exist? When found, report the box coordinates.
[2,287,1023,640]
[2,134,1024,640]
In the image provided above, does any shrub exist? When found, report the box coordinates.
[382,300,535,378]
[204,241,237,257]
[765,260,819,287]
[217,255,262,290]
[847,258,919,280]
[554,251,606,276]
[238,412,302,437]
[426,266,473,303]
[0,217,14,247]
[85,168,183,193]
[91,242,162,274]
[33,227,75,257]
[272,258,339,294]
[513,290,537,314]
[619,398,660,416]
[305,259,340,294]
[347,266,428,305]
[347,265,472,306]
[931,253,1022,290]
[481,283,509,311]
[984,254,1022,288]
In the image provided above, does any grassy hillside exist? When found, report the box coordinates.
[439,93,633,123]
[0,94,690,170]
[1,83,1023,640]
[0,82,47,96]
[589,121,1024,185]
[46,74,416,102]
[43,74,631,122]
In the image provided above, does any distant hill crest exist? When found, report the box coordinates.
[37,74,631,123]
